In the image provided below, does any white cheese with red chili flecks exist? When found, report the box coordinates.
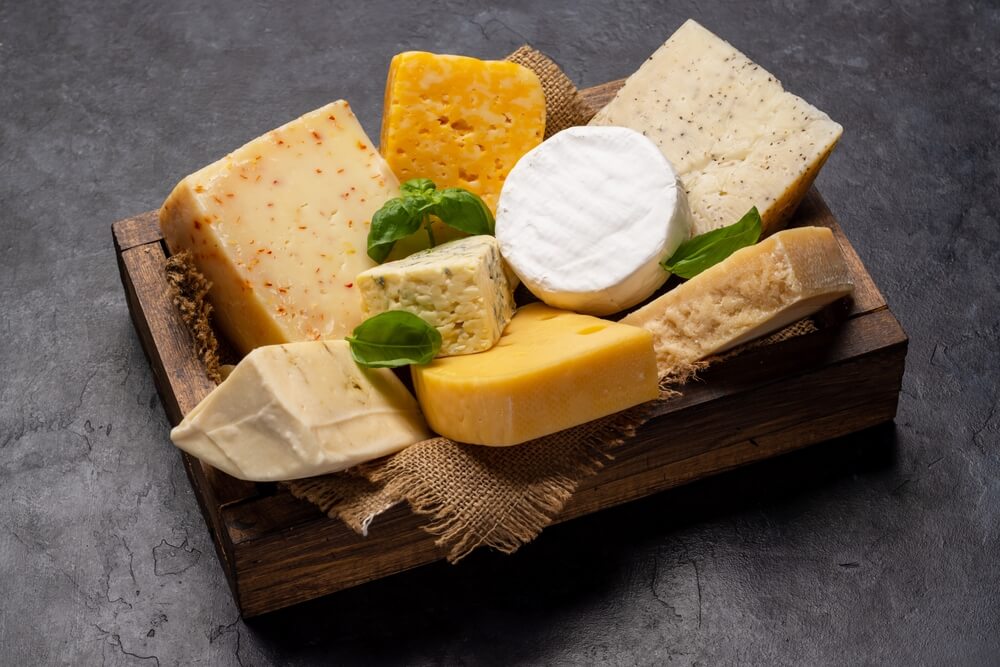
[159,100,399,355]
[170,340,430,481]
[356,235,515,356]
[589,19,843,237]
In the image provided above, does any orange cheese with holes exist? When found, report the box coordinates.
[380,51,546,213]
[411,303,659,446]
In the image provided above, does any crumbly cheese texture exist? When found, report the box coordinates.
[411,303,659,446]
[621,226,853,373]
[380,51,545,213]
[160,100,399,355]
[170,341,430,481]
[590,19,843,237]
[496,126,692,315]
[356,236,515,357]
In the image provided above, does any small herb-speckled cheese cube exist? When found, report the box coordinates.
[590,20,843,237]
[380,51,546,213]
[355,236,515,357]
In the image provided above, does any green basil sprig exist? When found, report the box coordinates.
[661,207,762,279]
[345,311,442,368]
[368,179,494,262]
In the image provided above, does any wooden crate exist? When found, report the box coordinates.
[112,80,907,617]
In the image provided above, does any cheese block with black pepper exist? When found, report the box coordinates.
[621,226,853,373]
[590,19,843,237]
[170,341,430,481]
[160,101,398,355]
[356,236,515,356]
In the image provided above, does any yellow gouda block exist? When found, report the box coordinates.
[160,101,399,355]
[621,226,854,373]
[380,51,545,213]
[411,303,659,446]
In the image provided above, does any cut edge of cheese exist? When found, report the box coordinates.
[590,19,843,238]
[621,226,853,373]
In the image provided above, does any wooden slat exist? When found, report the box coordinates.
[112,211,162,252]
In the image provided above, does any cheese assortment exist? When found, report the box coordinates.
[411,304,659,446]
[162,23,854,480]
[159,101,397,355]
[622,227,853,371]
[380,51,546,213]
[590,19,843,237]
[170,341,429,481]
[356,236,515,357]
[496,126,691,315]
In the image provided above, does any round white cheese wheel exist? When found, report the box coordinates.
[495,126,692,315]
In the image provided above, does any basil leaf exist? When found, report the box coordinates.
[345,311,442,368]
[432,188,495,236]
[661,207,762,279]
[367,197,424,263]
[401,178,436,197]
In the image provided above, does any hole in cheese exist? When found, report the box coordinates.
[450,119,472,132]
[576,325,606,335]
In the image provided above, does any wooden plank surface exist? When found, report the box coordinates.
[112,76,908,617]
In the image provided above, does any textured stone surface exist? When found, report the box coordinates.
[1,0,997,664]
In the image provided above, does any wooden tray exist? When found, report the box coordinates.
[113,79,907,617]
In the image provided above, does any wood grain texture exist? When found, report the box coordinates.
[111,78,907,617]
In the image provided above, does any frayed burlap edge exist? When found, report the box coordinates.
[165,251,222,384]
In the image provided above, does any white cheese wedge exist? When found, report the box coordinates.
[170,341,430,481]
[160,101,399,355]
[495,126,692,316]
[621,226,853,373]
[590,19,843,237]
[356,236,515,356]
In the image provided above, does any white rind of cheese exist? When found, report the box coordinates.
[170,341,430,481]
[621,226,853,373]
[356,236,515,356]
[495,126,692,316]
[590,19,843,237]
[159,101,399,355]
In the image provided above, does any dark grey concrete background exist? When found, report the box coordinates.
[1,0,997,664]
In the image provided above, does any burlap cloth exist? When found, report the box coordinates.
[164,47,817,563]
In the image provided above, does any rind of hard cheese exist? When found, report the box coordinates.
[380,51,545,213]
[411,303,659,446]
[159,100,399,355]
[356,236,515,356]
[621,226,853,373]
[170,341,429,481]
[590,19,843,237]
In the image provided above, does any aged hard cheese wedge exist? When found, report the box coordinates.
[171,341,430,481]
[496,126,691,315]
[380,51,545,213]
[621,226,853,373]
[590,19,843,237]
[411,303,659,446]
[356,236,515,356]
[160,101,398,355]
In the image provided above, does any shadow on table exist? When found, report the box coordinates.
[242,422,898,663]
